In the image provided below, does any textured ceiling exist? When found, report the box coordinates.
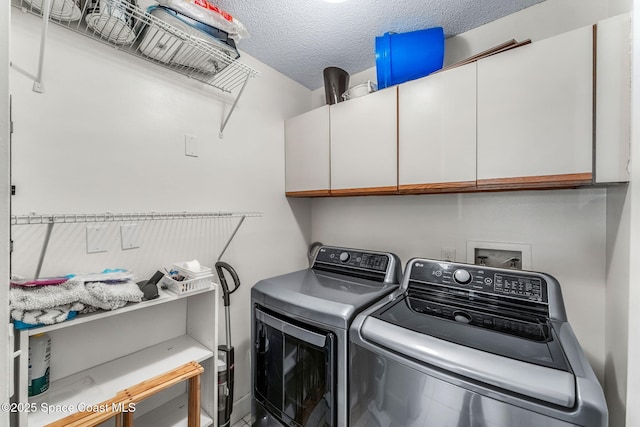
[215,0,546,90]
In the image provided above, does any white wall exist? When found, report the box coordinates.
[311,189,608,380]
[606,185,630,427]
[9,10,312,423]
[625,0,640,424]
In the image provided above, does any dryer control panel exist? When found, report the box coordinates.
[315,247,389,272]
[312,246,402,284]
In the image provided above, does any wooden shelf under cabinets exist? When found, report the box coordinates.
[398,181,477,194]
[476,173,594,191]
[285,173,598,198]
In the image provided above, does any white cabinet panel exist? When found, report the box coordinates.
[285,106,330,195]
[477,25,593,184]
[399,63,476,191]
[595,14,631,183]
[330,88,398,194]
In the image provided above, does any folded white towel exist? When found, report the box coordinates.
[10,277,145,327]
[9,280,86,311]
[11,302,85,325]
[79,281,143,311]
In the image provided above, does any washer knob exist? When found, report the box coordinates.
[453,269,472,284]
[339,252,350,262]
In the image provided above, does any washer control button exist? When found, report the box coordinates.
[453,269,472,284]
[453,311,472,324]
[339,252,350,262]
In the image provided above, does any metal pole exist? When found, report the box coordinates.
[219,75,250,138]
[217,215,245,262]
[33,0,51,93]
[34,222,54,279]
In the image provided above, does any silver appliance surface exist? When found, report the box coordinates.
[252,246,402,427]
[350,258,608,427]
[252,268,399,329]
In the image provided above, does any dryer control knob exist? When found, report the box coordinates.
[453,269,472,284]
[339,252,350,262]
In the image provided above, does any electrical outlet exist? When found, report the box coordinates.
[441,247,456,261]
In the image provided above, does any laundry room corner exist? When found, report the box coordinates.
[8,7,316,425]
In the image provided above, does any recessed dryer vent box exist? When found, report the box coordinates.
[466,241,532,270]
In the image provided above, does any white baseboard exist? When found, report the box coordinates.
[230,392,253,426]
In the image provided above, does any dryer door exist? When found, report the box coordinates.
[254,307,336,427]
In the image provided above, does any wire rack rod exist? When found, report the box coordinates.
[11,211,262,225]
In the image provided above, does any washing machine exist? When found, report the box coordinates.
[349,258,608,427]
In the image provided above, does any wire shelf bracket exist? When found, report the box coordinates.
[219,74,249,139]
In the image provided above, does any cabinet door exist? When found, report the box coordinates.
[398,63,476,192]
[595,14,631,183]
[285,106,330,196]
[477,25,594,188]
[330,88,398,195]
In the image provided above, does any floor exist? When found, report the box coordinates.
[231,413,254,427]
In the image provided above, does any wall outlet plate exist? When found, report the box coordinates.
[185,134,198,157]
[86,225,108,254]
[466,240,532,270]
[120,223,140,250]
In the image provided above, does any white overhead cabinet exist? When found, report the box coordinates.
[476,25,594,189]
[330,88,398,195]
[595,14,631,183]
[283,17,630,198]
[398,63,477,193]
[284,106,331,196]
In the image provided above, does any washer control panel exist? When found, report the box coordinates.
[314,247,389,272]
[408,260,547,303]
[408,298,549,341]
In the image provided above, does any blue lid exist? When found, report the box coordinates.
[375,33,391,89]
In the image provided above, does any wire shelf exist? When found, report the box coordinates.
[12,0,260,93]
[11,211,263,225]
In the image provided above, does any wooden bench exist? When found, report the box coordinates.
[46,361,204,427]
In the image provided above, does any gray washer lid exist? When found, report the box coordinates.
[252,269,398,329]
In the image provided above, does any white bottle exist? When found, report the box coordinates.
[28,333,51,397]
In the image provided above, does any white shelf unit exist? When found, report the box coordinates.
[20,286,213,336]
[11,210,260,427]
[16,286,219,427]
[10,0,260,136]
[134,393,215,427]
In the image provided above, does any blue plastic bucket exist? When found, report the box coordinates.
[376,27,445,89]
